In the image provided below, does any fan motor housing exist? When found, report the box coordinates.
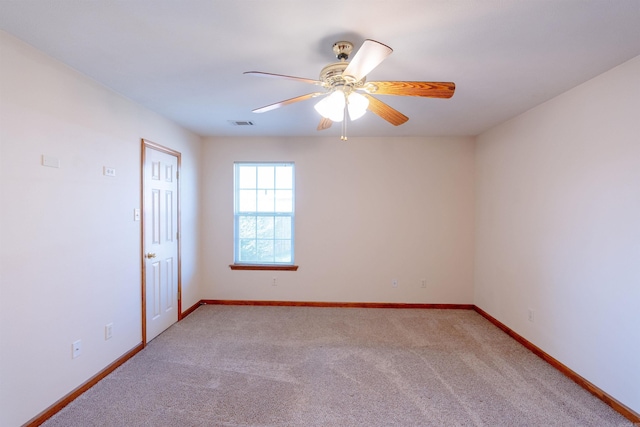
[319,62,347,82]
[320,62,365,89]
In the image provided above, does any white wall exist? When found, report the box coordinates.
[0,31,202,426]
[474,55,640,413]
[201,136,476,304]
[3,23,637,424]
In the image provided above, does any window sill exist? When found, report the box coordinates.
[229,264,299,271]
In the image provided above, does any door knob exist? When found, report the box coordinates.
[145,253,157,259]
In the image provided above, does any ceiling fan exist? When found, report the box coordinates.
[245,39,455,140]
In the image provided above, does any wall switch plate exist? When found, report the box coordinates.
[528,309,535,323]
[105,323,113,340]
[72,340,82,359]
[392,279,398,288]
[133,208,141,221]
[42,155,60,168]
[103,166,116,177]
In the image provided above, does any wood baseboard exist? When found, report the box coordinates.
[200,299,474,310]
[180,300,202,320]
[26,299,202,426]
[24,342,144,427]
[22,302,639,425]
[473,306,640,424]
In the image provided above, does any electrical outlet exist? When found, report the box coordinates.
[421,279,427,288]
[528,309,535,323]
[103,166,116,177]
[105,323,113,340]
[72,340,82,359]
[392,279,398,288]
[272,277,277,286]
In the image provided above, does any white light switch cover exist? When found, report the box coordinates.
[42,155,60,168]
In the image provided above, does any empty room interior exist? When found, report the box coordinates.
[1,1,639,426]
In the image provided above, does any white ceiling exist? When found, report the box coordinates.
[1,1,639,138]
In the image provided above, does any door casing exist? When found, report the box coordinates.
[141,138,182,345]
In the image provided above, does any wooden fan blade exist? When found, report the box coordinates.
[252,92,324,113]
[317,117,333,130]
[364,94,408,126]
[342,40,393,82]
[365,81,455,98]
[244,71,323,86]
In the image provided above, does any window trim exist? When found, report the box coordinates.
[229,264,299,271]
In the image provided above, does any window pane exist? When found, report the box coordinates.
[238,190,256,212]
[238,166,256,189]
[257,216,274,239]
[275,217,291,239]
[275,166,293,189]
[275,189,293,212]
[238,216,256,239]
[256,189,275,212]
[257,240,274,262]
[239,239,257,262]
[275,240,291,262]
[257,166,274,189]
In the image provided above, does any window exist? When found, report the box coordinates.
[233,162,295,267]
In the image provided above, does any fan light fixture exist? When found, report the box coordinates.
[314,90,369,122]
[245,39,456,140]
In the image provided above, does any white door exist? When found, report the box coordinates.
[142,141,180,343]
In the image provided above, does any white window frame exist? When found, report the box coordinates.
[233,162,295,267]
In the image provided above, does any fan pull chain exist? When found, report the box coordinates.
[341,107,348,140]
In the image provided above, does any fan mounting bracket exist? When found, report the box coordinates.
[332,41,353,61]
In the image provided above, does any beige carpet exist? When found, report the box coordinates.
[43,305,632,426]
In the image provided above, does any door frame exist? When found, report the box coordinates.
[141,138,182,345]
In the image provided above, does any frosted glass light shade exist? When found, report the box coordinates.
[347,92,369,121]
[314,90,346,122]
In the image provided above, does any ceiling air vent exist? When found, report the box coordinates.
[229,120,255,126]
